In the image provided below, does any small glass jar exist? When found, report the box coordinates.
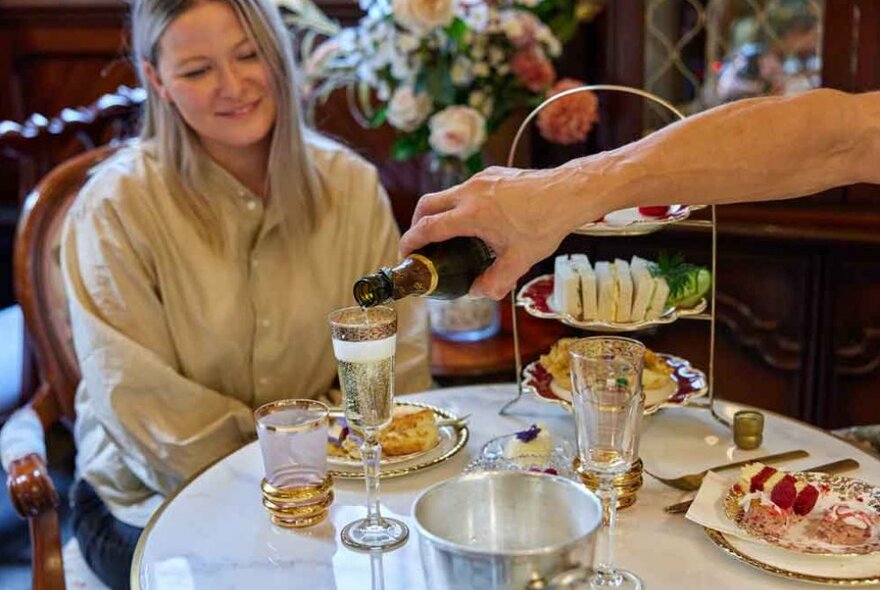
[428,297,501,342]
[734,410,764,450]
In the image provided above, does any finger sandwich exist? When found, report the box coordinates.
[553,254,584,318]
[614,259,633,323]
[553,255,597,321]
[595,261,615,322]
[630,256,655,322]
[646,273,670,320]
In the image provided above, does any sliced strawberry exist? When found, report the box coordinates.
[638,206,671,217]
[750,466,778,492]
[770,475,797,510]
[793,484,820,516]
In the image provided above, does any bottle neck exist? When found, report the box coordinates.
[353,273,393,307]
[388,255,438,299]
[352,255,439,307]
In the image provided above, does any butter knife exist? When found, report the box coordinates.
[663,458,861,514]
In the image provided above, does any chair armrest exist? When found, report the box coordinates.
[7,452,59,518]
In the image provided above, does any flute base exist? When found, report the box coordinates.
[548,567,643,590]
[341,516,409,553]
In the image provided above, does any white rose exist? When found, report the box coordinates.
[387,86,432,132]
[392,0,454,35]
[397,32,420,52]
[428,106,487,159]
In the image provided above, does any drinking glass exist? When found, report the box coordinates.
[328,305,408,552]
[569,337,645,590]
[254,399,333,528]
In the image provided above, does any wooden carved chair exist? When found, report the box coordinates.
[0,85,145,422]
[0,87,144,590]
[2,144,121,590]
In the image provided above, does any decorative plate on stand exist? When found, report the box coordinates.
[522,353,708,415]
[516,274,707,333]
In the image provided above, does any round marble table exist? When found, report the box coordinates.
[132,384,880,590]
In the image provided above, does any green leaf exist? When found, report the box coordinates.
[650,251,709,304]
[368,105,388,128]
[390,128,430,161]
[550,13,580,43]
[424,66,455,106]
[446,17,468,43]
[414,70,427,94]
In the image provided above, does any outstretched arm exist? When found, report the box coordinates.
[400,89,880,299]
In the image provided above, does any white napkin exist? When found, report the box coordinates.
[685,471,880,580]
[685,471,754,541]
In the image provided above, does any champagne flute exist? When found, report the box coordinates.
[569,336,645,590]
[328,305,408,552]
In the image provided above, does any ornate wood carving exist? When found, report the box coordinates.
[835,327,880,377]
[715,291,802,372]
[0,85,144,205]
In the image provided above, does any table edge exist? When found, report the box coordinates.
[129,441,248,590]
[129,390,880,589]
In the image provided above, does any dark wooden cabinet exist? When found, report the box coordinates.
[1,0,879,429]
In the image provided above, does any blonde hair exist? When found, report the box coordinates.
[131,0,322,249]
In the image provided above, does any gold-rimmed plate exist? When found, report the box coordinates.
[522,352,708,415]
[573,205,693,236]
[516,274,707,333]
[327,401,469,479]
[705,528,880,586]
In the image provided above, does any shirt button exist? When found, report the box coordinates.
[246,201,258,211]
[251,257,259,267]
[258,377,270,385]
[261,319,270,328]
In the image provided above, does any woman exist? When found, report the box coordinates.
[401,89,880,299]
[62,1,431,587]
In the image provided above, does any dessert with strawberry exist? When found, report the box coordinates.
[638,206,671,217]
[726,462,880,553]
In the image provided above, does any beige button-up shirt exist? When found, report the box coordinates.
[62,136,431,527]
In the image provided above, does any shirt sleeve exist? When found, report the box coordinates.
[62,182,255,496]
[357,164,433,395]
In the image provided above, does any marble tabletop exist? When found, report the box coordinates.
[132,384,880,590]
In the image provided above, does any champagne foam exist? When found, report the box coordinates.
[332,335,396,362]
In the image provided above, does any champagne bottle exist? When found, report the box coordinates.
[353,237,495,308]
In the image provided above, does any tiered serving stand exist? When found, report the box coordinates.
[498,85,726,430]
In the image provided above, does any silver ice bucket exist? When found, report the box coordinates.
[412,471,602,590]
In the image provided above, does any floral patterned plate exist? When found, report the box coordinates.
[522,353,708,415]
[723,472,880,555]
[516,274,707,333]
[326,402,469,479]
[573,205,694,236]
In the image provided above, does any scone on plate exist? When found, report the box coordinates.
[380,406,440,456]
[539,338,673,392]
[336,406,440,459]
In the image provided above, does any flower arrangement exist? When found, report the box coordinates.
[278,0,603,174]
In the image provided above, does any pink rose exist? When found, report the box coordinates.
[537,78,599,145]
[428,106,487,159]
[511,49,556,92]
[500,10,543,48]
